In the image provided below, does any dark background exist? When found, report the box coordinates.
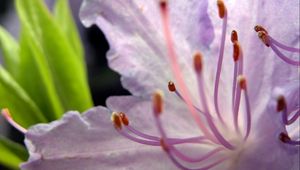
[0,0,129,169]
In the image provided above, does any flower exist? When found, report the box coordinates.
[16,0,300,170]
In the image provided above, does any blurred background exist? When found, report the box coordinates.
[0,0,129,169]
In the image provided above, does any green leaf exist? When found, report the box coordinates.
[0,66,47,128]
[16,0,93,113]
[15,28,64,121]
[0,27,20,78]
[54,0,84,62]
[0,136,28,170]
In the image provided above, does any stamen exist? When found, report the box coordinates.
[152,91,227,169]
[168,81,206,115]
[257,31,270,47]
[254,25,268,34]
[279,132,300,146]
[233,42,240,62]
[231,31,240,110]
[170,146,224,163]
[166,153,227,170]
[268,36,300,53]
[160,139,169,152]
[1,109,27,134]
[119,112,129,126]
[194,52,203,73]
[238,76,252,140]
[238,76,247,90]
[159,1,212,139]
[276,95,286,112]
[194,53,235,150]
[168,81,176,92]
[153,90,164,115]
[127,125,209,145]
[233,76,243,132]
[279,132,291,143]
[287,109,300,125]
[277,95,289,125]
[111,112,122,130]
[217,0,227,19]
[231,30,238,43]
[119,130,160,146]
[213,0,228,125]
[269,43,300,66]
[254,25,300,65]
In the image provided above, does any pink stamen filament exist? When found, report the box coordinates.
[1,109,27,134]
[232,61,238,110]
[269,43,300,66]
[233,83,242,132]
[242,88,252,140]
[173,90,206,116]
[196,71,235,150]
[268,36,300,53]
[286,140,300,146]
[126,125,209,145]
[281,106,289,125]
[153,104,226,170]
[213,12,228,125]
[287,109,300,125]
[160,4,213,140]
[232,47,243,112]
[170,146,224,163]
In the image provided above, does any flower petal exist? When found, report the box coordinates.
[21,106,175,170]
[79,0,214,97]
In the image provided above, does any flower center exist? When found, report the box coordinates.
[110,0,299,169]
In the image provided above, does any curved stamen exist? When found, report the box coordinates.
[231,31,240,110]
[194,53,235,150]
[268,36,300,53]
[126,125,208,145]
[170,146,224,163]
[255,26,300,66]
[279,132,300,146]
[269,43,300,66]
[213,0,228,125]
[159,1,213,140]
[287,109,300,125]
[233,76,242,132]
[168,81,206,115]
[1,109,27,134]
[238,76,252,140]
[119,130,160,146]
[277,96,289,125]
[153,89,227,169]
[165,149,227,170]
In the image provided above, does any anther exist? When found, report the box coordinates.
[237,75,247,90]
[160,139,169,152]
[279,132,291,143]
[111,112,122,130]
[254,25,268,34]
[217,0,227,19]
[119,112,129,126]
[233,42,240,62]
[193,52,203,73]
[276,95,286,112]
[231,30,238,43]
[153,90,164,115]
[159,0,167,10]
[168,81,176,92]
[258,31,270,47]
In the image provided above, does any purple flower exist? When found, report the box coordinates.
[18,0,299,169]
